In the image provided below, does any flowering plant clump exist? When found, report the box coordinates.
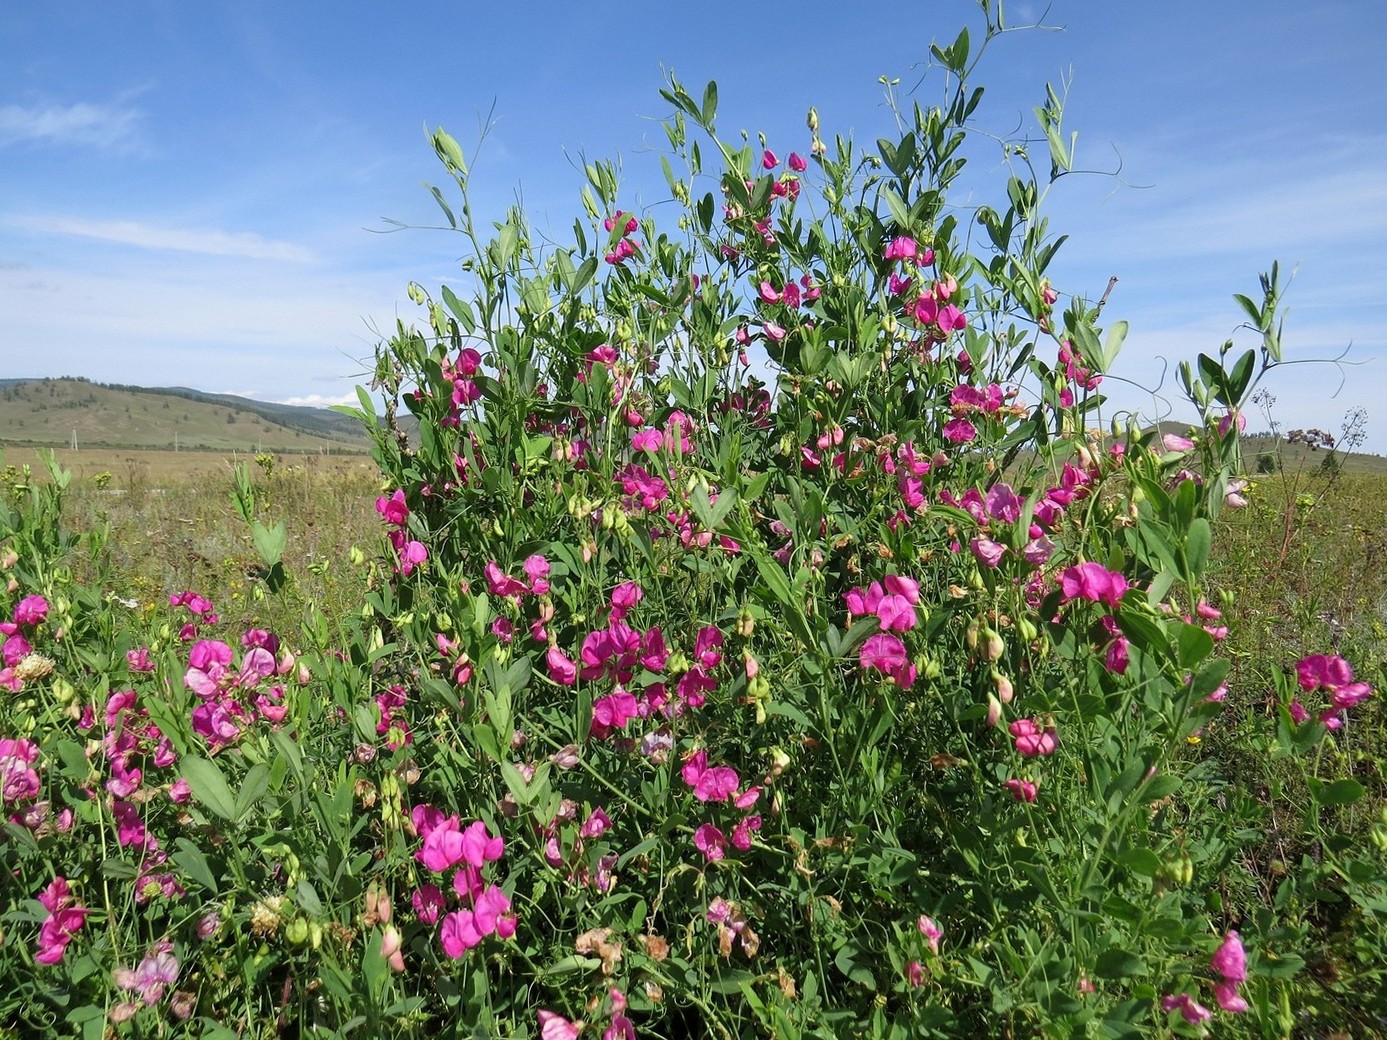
[1,7,1383,1038]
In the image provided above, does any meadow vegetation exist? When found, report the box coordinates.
[2,7,1385,1037]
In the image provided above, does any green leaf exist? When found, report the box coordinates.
[181,756,238,821]
[1098,320,1128,371]
[1184,517,1211,577]
[235,762,272,821]
[172,837,220,893]
[251,520,286,567]
[1177,622,1214,670]
[882,188,911,231]
[701,80,718,126]
[441,285,477,334]
[1311,778,1365,806]
[1119,847,1161,878]
[1094,947,1145,980]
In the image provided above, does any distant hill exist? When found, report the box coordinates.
[0,377,371,454]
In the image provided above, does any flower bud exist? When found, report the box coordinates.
[381,925,406,972]
[992,671,1014,704]
[806,106,819,134]
[983,627,1005,662]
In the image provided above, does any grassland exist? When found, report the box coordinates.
[0,376,369,454]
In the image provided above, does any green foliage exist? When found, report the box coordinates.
[1,8,1383,1039]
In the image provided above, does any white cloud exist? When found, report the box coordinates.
[0,101,142,150]
[7,215,316,262]
[267,392,362,408]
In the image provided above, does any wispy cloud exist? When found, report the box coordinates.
[0,100,143,150]
[6,215,315,262]
[266,392,361,409]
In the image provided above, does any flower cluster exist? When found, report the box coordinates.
[375,489,427,576]
[1291,653,1374,729]
[35,876,89,964]
[412,808,516,957]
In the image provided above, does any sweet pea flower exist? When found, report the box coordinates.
[694,823,728,861]
[1059,562,1129,609]
[1004,778,1038,803]
[13,594,49,627]
[538,1010,581,1040]
[1010,718,1058,757]
[969,537,1007,569]
[1210,930,1246,982]
[1161,993,1213,1024]
[918,915,943,955]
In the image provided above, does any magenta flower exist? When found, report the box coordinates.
[375,489,409,526]
[761,148,779,169]
[1161,993,1212,1024]
[918,914,943,954]
[13,594,49,627]
[631,428,663,453]
[942,418,976,444]
[184,639,233,698]
[0,737,40,805]
[1210,930,1246,982]
[969,537,1007,569]
[884,235,917,261]
[1010,718,1058,757]
[787,151,807,171]
[547,647,578,686]
[860,632,907,672]
[439,909,483,957]
[1059,562,1129,609]
[694,823,729,861]
[1004,778,1038,803]
[538,1010,581,1040]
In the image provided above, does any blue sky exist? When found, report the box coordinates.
[3,1,1384,451]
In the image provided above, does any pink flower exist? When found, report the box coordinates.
[13,595,49,627]
[580,807,612,838]
[1210,930,1247,982]
[547,647,578,686]
[537,1010,581,1040]
[682,749,741,803]
[375,489,409,526]
[761,149,779,169]
[694,823,728,861]
[906,960,925,987]
[969,537,1006,569]
[1213,981,1249,1013]
[884,236,918,261]
[787,151,807,171]
[1010,718,1058,757]
[113,946,179,1005]
[860,632,907,672]
[632,428,663,453]
[942,418,976,444]
[731,814,761,850]
[937,304,966,332]
[1161,993,1212,1024]
[1059,562,1129,609]
[412,883,445,925]
[439,909,483,957]
[918,914,942,954]
[1161,433,1195,453]
[1004,778,1038,803]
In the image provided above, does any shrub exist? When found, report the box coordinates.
[1,8,1382,1038]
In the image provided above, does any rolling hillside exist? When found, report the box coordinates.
[0,377,371,454]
